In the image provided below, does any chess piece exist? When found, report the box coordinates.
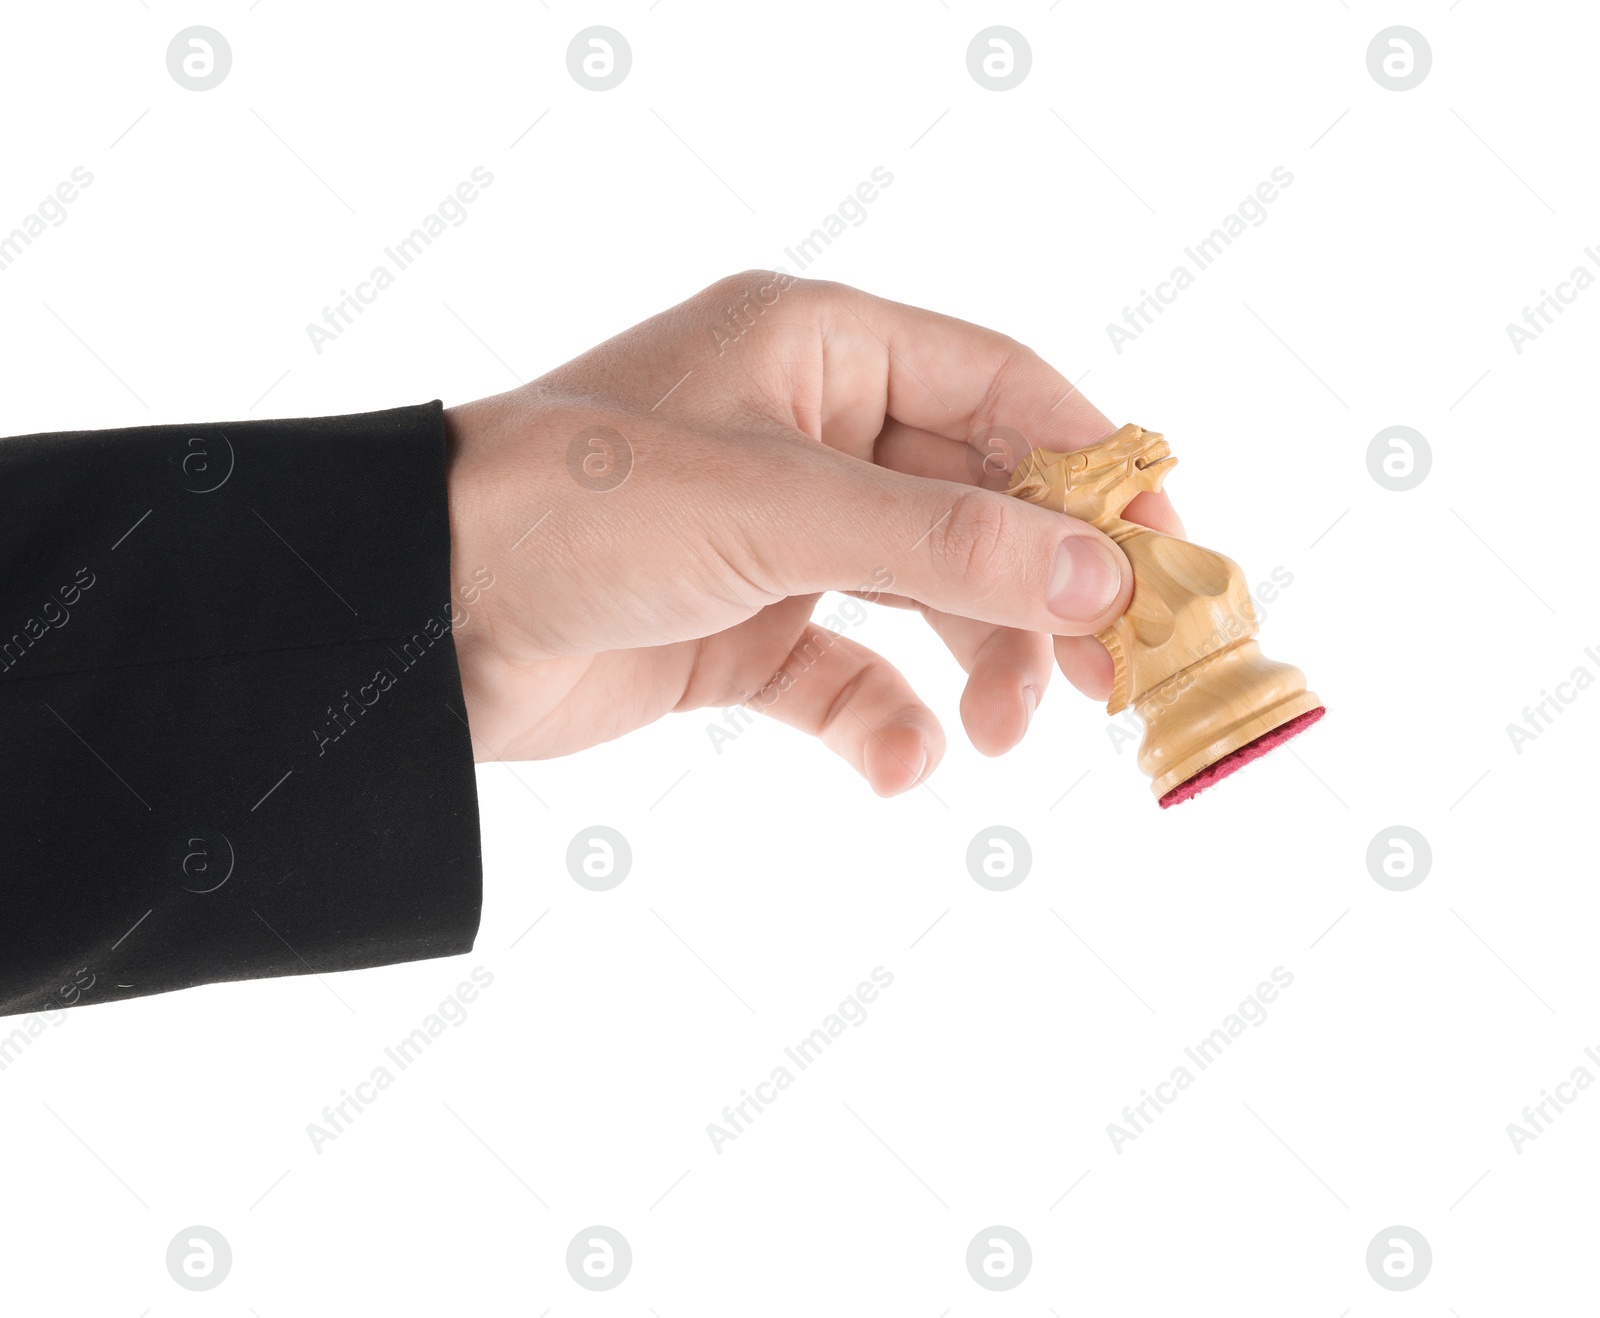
[1007,424,1324,806]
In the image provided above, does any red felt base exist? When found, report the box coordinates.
[1158,706,1326,809]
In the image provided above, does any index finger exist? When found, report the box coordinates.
[807,280,1185,536]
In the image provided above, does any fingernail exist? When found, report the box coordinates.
[1021,686,1039,728]
[1047,536,1123,623]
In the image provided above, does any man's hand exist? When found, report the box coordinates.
[444,273,1182,794]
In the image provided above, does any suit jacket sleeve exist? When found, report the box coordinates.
[0,401,483,1017]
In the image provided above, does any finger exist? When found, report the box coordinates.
[916,609,1053,755]
[801,283,1116,457]
[806,281,1189,540]
[864,421,1181,701]
[672,593,824,711]
[871,417,1186,535]
[594,273,1182,534]
[767,445,1132,637]
[683,274,1145,500]
[1123,489,1185,538]
[843,423,1182,703]
[849,581,1109,707]
[748,626,945,797]
[844,582,1114,707]
[1054,633,1115,703]
[810,285,1197,532]
[841,587,921,611]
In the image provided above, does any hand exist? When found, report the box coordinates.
[444,273,1183,794]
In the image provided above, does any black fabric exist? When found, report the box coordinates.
[0,401,482,1016]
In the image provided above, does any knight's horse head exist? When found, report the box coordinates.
[1007,424,1177,522]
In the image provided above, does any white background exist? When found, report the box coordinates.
[2,1,1597,1313]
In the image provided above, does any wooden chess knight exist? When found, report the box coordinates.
[1006,424,1324,806]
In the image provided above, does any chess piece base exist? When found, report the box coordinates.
[1133,638,1323,803]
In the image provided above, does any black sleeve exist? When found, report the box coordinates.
[0,401,482,1017]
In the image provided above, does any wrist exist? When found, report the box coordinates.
[443,401,500,755]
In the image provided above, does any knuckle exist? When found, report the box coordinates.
[703,268,805,308]
[931,489,1019,586]
[698,272,815,357]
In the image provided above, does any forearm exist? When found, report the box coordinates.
[0,402,483,1015]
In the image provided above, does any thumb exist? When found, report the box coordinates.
[780,452,1132,635]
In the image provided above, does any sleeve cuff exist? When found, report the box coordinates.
[0,401,482,1016]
